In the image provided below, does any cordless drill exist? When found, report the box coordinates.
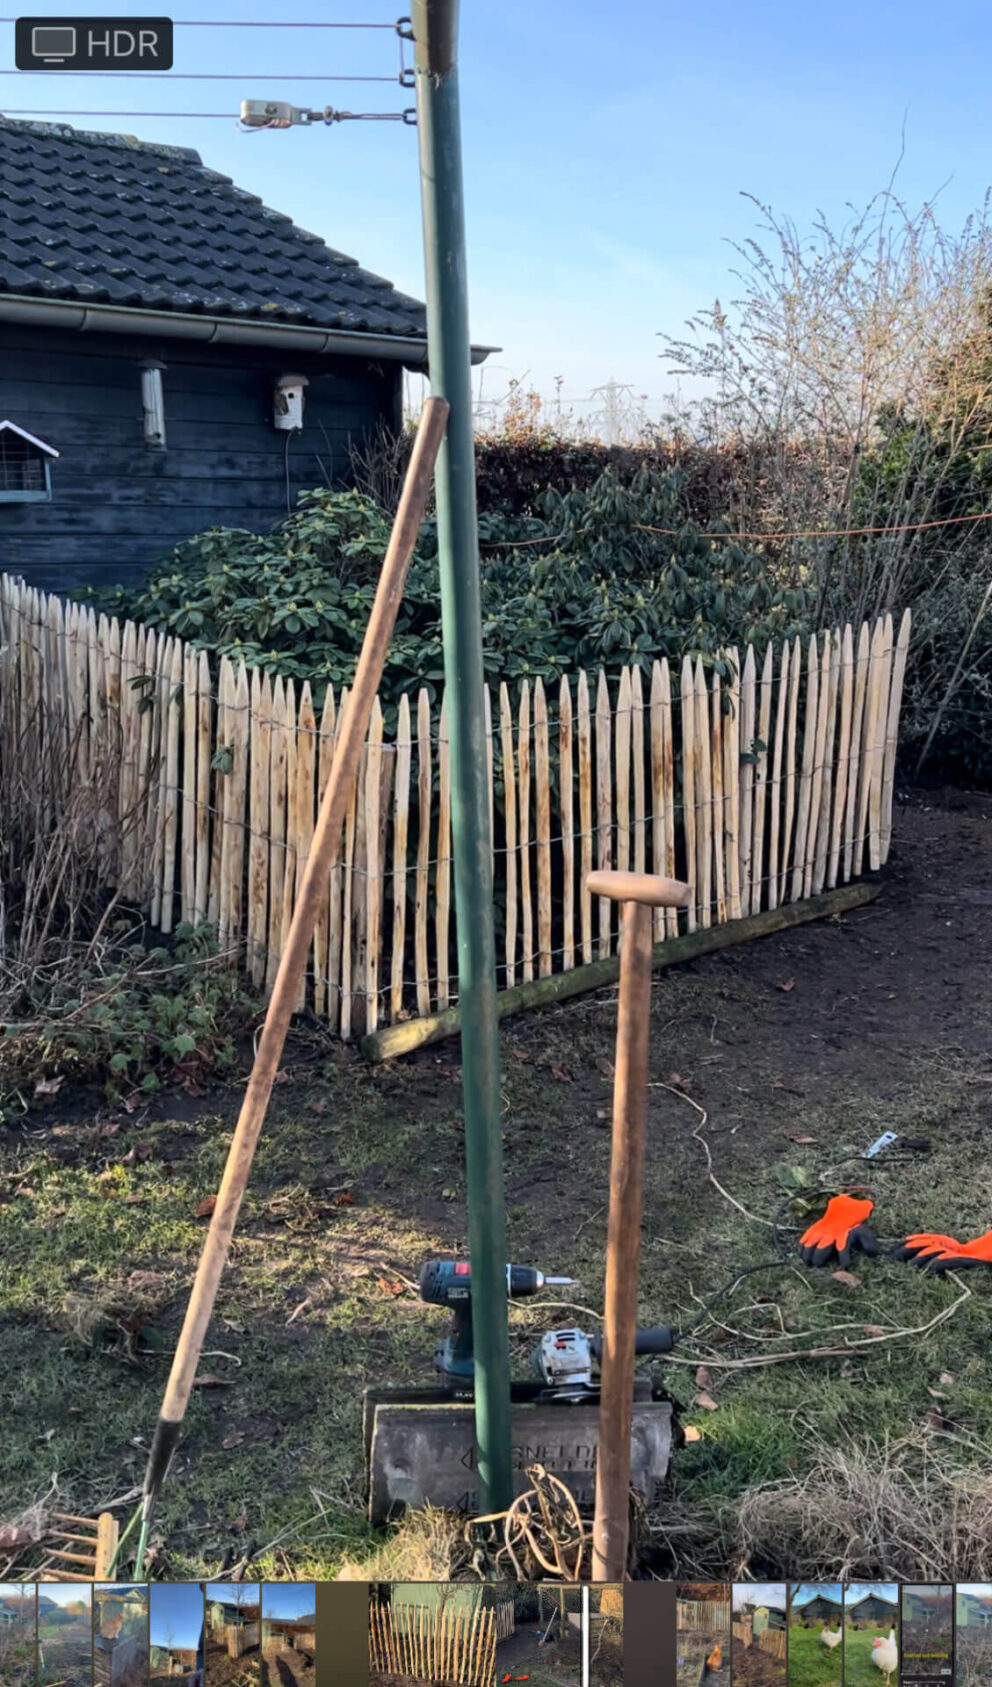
[419,1259,576,1392]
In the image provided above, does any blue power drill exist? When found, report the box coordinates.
[419,1258,576,1392]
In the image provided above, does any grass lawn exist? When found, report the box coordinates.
[787,1626,843,1687]
[843,1628,898,1687]
[2,797,992,1579]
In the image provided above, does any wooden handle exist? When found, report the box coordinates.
[592,897,654,1581]
[586,869,690,909]
[154,396,449,1432]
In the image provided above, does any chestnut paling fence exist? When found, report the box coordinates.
[0,574,910,1038]
[369,1596,509,1686]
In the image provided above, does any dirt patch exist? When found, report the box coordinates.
[731,1641,786,1687]
[260,1646,313,1687]
[39,1629,93,1687]
[677,1632,730,1687]
[205,1635,259,1687]
[3,793,992,1578]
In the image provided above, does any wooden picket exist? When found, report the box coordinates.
[368,1598,499,1687]
[0,579,910,1043]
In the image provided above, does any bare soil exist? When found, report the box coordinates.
[677,1630,730,1687]
[205,1635,259,1687]
[39,1626,93,1687]
[731,1640,786,1687]
[4,791,992,1579]
[260,1647,313,1687]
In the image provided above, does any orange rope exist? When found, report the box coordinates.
[478,508,992,551]
[632,509,992,542]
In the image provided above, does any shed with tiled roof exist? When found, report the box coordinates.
[0,117,494,591]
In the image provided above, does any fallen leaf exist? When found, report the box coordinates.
[192,1373,232,1388]
[511,1047,529,1062]
[333,1191,356,1206]
[939,1371,955,1385]
[663,1071,689,1089]
[377,1276,405,1298]
[926,1387,948,1401]
[221,1432,246,1450]
[307,1098,327,1115]
[784,1132,817,1144]
[230,1511,248,1533]
[694,1365,712,1390]
[682,1425,702,1443]
[778,978,796,993]
[692,1391,719,1412]
[551,1062,573,1082]
[126,1268,167,1288]
[123,1193,146,1206]
[195,1196,217,1219]
[33,1074,64,1099]
[597,1056,615,1078]
[832,1270,861,1288]
[121,1142,153,1166]
[595,1108,608,1121]
[862,1324,886,1338]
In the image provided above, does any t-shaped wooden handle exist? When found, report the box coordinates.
[588,865,689,1583]
[586,869,691,909]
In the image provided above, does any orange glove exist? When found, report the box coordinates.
[799,1194,877,1268]
[909,1229,992,1273]
[895,1231,963,1266]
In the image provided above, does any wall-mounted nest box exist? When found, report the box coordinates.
[273,373,309,432]
[0,420,59,502]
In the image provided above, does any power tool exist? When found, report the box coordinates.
[419,1259,577,1392]
[531,1324,675,1401]
[419,1258,676,1402]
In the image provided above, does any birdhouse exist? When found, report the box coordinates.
[273,373,308,431]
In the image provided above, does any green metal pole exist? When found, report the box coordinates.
[412,0,513,1512]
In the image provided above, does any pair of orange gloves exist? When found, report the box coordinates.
[798,1193,992,1272]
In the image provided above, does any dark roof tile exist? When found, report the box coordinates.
[0,116,428,340]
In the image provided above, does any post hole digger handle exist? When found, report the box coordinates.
[583,869,691,1585]
[134,398,450,1573]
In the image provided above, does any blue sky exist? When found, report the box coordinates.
[204,1584,259,1607]
[790,1586,843,1609]
[262,1585,316,1621]
[846,1586,898,1608]
[41,1585,91,1610]
[5,0,992,418]
[148,1584,203,1650]
[733,1584,786,1612]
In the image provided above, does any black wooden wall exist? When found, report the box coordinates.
[0,322,405,597]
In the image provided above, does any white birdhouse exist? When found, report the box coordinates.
[273,373,308,431]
